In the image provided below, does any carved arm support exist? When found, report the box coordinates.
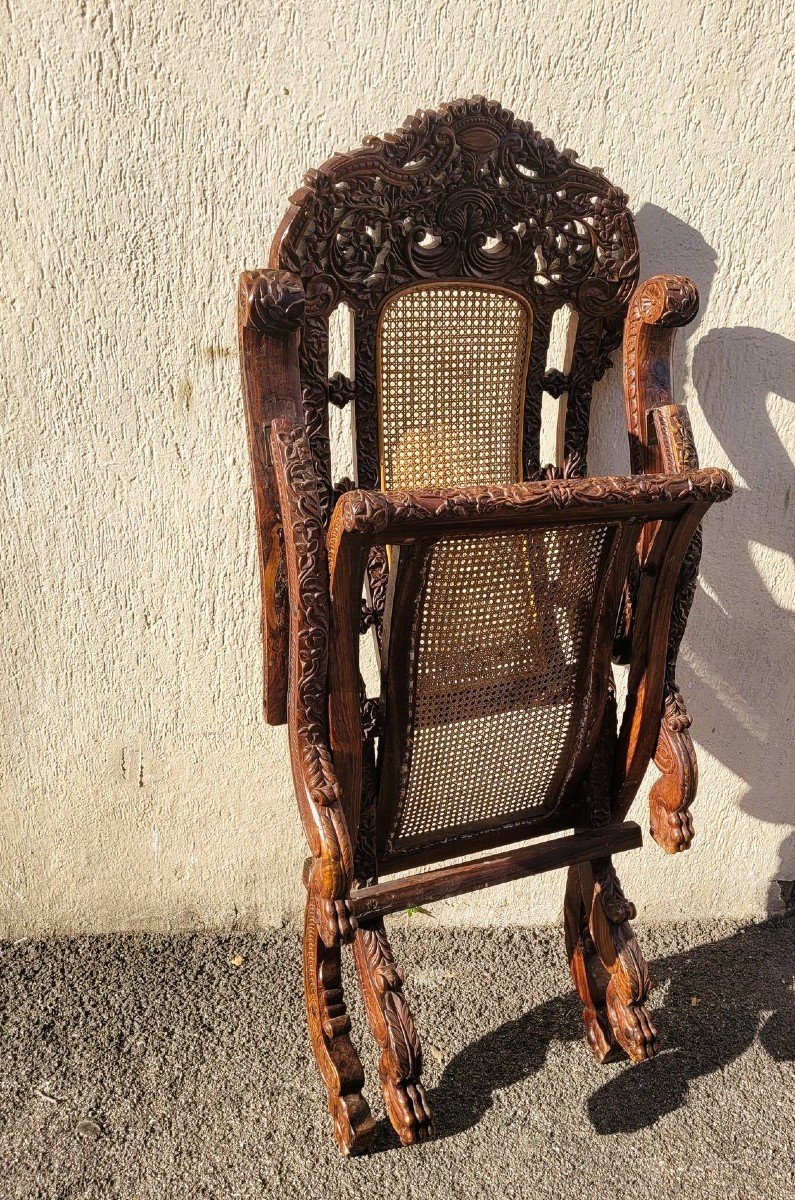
[326,469,732,554]
[269,417,357,947]
[238,268,305,725]
[620,274,713,853]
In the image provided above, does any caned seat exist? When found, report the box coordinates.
[239,97,733,1154]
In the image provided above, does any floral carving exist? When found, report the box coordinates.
[329,468,733,542]
[271,420,356,946]
[353,920,433,1144]
[277,98,637,317]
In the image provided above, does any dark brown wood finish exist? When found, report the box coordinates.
[240,99,733,1154]
[238,269,305,725]
[351,822,642,919]
[271,95,640,530]
[621,276,706,852]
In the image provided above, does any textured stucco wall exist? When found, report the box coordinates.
[1,1,793,937]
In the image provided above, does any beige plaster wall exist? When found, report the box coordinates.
[1,0,793,937]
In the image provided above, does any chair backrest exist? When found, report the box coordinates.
[271,97,640,517]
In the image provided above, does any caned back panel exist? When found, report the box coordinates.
[377,283,532,490]
[379,521,617,857]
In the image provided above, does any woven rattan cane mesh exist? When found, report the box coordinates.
[377,284,532,490]
[385,523,611,854]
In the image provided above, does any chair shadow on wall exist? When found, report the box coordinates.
[612,203,794,905]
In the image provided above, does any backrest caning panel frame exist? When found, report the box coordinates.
[376,281,533,492]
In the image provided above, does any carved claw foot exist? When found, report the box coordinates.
[381,1074,434,1145]
[303,894,375,1155]
[590,877,658,1062]
[353,918,435,1145]
[650,796,695,854]
[581,999,619,1064]
[606,981,659,1062]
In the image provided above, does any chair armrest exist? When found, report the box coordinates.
[238,268,306,725]
[620,274,731,854]
[622,274,700,475]
[269,417,357,945]
[327,469,732,554]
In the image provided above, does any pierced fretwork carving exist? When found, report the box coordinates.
[272,96,640,501]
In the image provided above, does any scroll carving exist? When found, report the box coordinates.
[271,420,356,946]
[272,96,640,501]
[239,268,305,335]
[623,274,700,473]
[649,525,702,852]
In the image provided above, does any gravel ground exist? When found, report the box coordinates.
[0,915,792,1199]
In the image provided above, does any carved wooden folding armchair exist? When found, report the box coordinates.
[238,98,732,1154]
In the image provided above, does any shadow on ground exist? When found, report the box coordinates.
[427,915,794,1141]
[0,918,792,1197]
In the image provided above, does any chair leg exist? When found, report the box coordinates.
[564,858,658,1063]
[353,917,434,1145]
[303,891,375,1155]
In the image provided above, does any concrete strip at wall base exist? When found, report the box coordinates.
[1,0,793,936]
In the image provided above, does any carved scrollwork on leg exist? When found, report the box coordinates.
[303,892,375,1156]
[353,919,434,1145]
[564,865,616,1062]
[650,525,702,852]
[565,860,656,1063]
[650,690,698,853]
[588,863,657,1062]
